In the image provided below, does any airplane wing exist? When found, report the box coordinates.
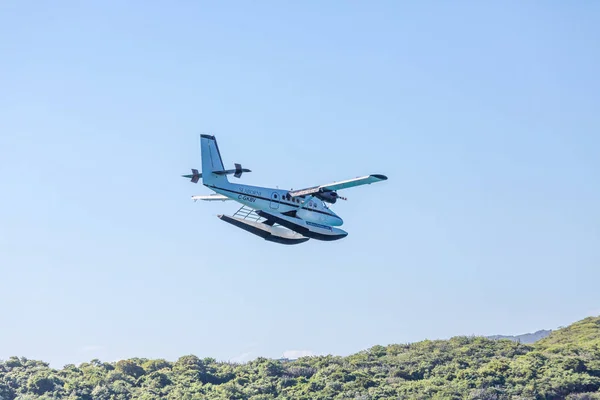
[191,194,230,202]
[288,174,387,197]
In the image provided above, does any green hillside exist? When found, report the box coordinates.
[536,317,600,351]
[2,317,600,400]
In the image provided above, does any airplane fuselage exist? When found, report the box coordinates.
[204,181,344,227]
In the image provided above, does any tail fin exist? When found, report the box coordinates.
[200,134,229,186]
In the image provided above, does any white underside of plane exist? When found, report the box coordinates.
[183,135,387,245]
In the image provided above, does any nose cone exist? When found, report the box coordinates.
[328,211,343,226]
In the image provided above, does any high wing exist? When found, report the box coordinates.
[191,194,230,202]
[288,174,388,197]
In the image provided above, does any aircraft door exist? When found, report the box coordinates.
[270,192,280,209]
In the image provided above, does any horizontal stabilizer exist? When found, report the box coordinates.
[182,169,202,183]
[182,163,251,183]
[213,163,251,179]
[191,194,230,202]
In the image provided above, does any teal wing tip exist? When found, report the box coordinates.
[371,174,388,180]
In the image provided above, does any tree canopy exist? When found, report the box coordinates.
[2,316,600,399]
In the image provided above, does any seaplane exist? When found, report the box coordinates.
[182,135,388,245]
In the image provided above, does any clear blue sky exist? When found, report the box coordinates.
[1,1,599,368]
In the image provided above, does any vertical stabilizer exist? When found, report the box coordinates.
[200,134,228,186]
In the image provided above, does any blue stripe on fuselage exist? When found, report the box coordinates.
[206,185,337,217]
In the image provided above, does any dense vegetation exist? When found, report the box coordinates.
[2,317,600,400]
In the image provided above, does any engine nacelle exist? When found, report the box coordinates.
[315,190,339,204]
